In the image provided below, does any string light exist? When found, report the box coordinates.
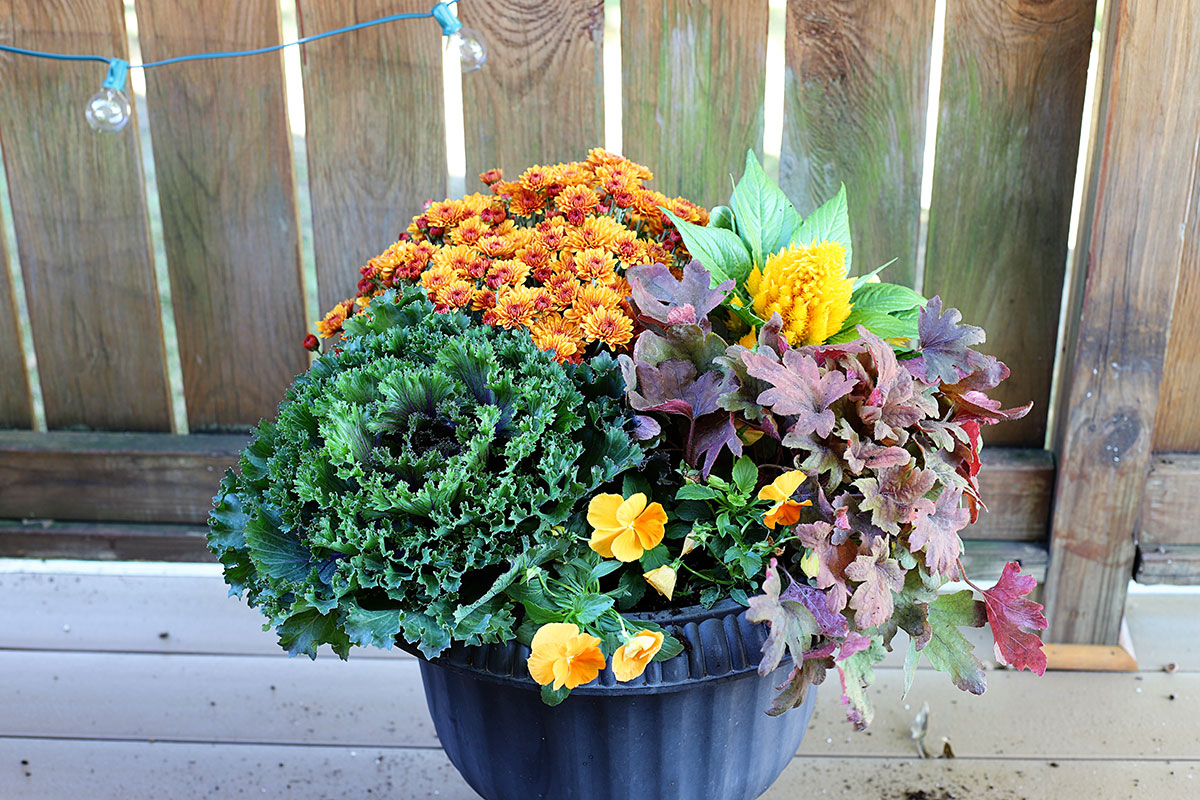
[0,1,486,134]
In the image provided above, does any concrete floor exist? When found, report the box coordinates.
[0,566,1196,799]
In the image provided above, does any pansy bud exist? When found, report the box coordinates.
[644,564,677,601]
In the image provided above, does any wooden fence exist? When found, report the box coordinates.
[0,0,1196,647]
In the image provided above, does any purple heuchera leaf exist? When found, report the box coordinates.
[746,558,820,677]
[796,521,857,613]
[742,348,857,438]
[908,487,970,578]
[624,358,741,477]
[909,296,987,385]
[855,326,938,440]
[843,539,905,630]
[627,261,733,335]
[781,578,849,639]
[632,414,661,440]
[837,631,872,661]
[852,462,938,535]
[841,420,912,475]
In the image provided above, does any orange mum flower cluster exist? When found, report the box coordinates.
[315,148,708,362]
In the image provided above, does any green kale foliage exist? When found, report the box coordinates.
[208,288,642,659]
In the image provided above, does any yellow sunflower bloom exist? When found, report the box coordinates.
[758,470,811,529]
[612,629,665,682]
[526,623,607,690]
[587,492,668,562]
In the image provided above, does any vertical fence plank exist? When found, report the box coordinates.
[924,1,1096,446]
[135,0,308,431]
[297,0,448,315]
[1152,195,1200,451]
[0,213,32,429]
[0,0,172,431]
[460,0,604,177]
[779,0,934,286]
[620,0,768,208]
[1045,0,1200,644]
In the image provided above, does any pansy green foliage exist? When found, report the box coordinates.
[208,287,643,660]
[619,257,1043,727]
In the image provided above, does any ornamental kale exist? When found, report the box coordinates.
[209,287,642,659]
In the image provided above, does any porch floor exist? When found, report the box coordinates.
[1,564,1197,799]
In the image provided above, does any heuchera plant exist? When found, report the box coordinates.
[210,149,1047,726]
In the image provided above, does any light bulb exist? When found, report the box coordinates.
[448,27,487,72]
[85,87,131,133]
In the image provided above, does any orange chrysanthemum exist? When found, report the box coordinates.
[581,306,634,348]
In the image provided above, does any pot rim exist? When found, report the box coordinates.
[401,598,790,696]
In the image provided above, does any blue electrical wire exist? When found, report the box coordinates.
[0,0,459,80]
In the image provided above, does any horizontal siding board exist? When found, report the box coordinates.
[0,431,248,524]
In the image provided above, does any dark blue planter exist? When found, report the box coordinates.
[417,600,818,800]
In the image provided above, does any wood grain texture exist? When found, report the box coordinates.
[459,0,604,178]
[1153,174,1200,450]
[297,0,447,315]
[0,430,247,524]
[779,0,934,286]
[924,0,1096,447]
[0,216,32,428]
[1140,454,1200,546]
[0,0,171,431]
[970,447,1053,541]
[1136,544,1200,585]
[0,520,210,561]
[620,0,768,208]
[134,0,308,431]
[1046,0,1200,644]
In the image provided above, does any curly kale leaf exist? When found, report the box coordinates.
[207,287,641,660]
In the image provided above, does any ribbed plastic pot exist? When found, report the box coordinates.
[416,600,818,800]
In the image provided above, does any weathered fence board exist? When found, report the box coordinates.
[1136,544,1200,585]
[135,0,308,431]
[0,219,32,429]
[1046,0,1200,644]
[0,431,246,524]
[297,0,448,314]
[924,0,1096,447]
[1139,454,1200,547]
[620,0,769,208]
[460,0,604,177]
[1153,178,1200,451]
[0,0,172,432]
[0,520,210,561]
[779,0,935,287]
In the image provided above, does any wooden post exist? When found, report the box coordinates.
[1045,0,1200,644]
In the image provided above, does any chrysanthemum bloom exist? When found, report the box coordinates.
[588,492,668,562]
[478,168,503,185]
[519,164,558,193]
[508,187,545,218]
[316,299,354,337]
[538,220,570,250]
[432,244,476,273]
[643,564,676,601]
[438,279,475,309]
[747,240,853,346]
[758,470,811,529]
[581,306,634,348]
[531,331,579,364]
[492,286,538,329]
[612,629,665,682]
[527,623,607,690]
[555,184,601,216]
[477,232,517,259]
[567,216,621,251]
[450,216,487,246]
[575,248,617,282]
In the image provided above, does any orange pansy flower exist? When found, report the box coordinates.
[587,492,668,562]
[612,629,665,682]
[527,622,606,690]
[758,470,811,529]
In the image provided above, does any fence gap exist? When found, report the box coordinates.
[761,0,787,183]
[1046,0,1106,451]
[123,0,187,435]
[602,0,621,155]
[913,0,946,296]
[442,2,467,199]
[0,152,41,431]
[278,0,320,336]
